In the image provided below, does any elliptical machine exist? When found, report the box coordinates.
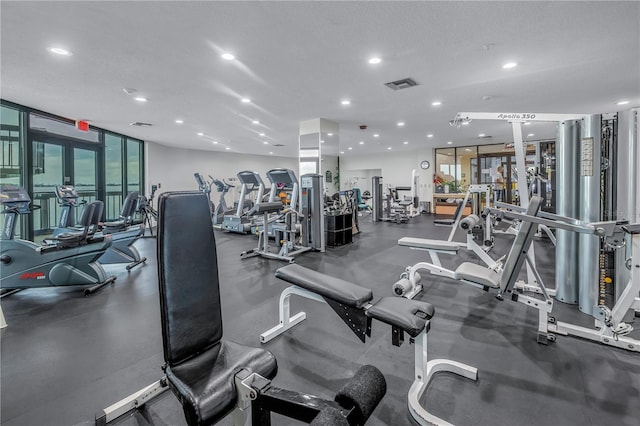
[53,186,147,270]
[211,178,236,225]
[0,184,116,297]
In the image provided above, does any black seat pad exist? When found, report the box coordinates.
[275,264,373,308]
[366,297,434,338]
[166,340,277,425]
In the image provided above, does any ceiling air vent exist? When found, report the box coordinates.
[272,144,285,147]
[129,122,152,127]
[384,78,419,91]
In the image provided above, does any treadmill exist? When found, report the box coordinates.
[221,171,265,234]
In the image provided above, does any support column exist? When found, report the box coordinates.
[555,120,580,304]
[578,115,602,315]
[616,110,639,301]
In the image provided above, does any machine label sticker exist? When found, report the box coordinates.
[496,113,536,120]
[581,137,594,176]
[20,272,46,280]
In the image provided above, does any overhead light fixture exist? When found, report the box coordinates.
[341,99,351,105]
[397,122,405,127]
[403,141,409,145]
[263,141,269,145]
[197,132,204,136]
[373,134,379,138]
[269,152,274,155]
[241,98,251,103]
[368,57,381,64]
[617,100,630,105]
[427,134,434,138]
[340,151,345,154]
[527,133,535,137]
[175,119,184,124]
[134,97,148,102]
[320,140,324,143]
[431,101,442,106]
[212,141,219,144]
[225,147,231,150]
[348,147,353,150]
[447,141,453,145]
[221,53,235,60]
[359,141,364,145]
[252,120,260,124]
[478,133,485,137]
[387,147,392,150]
[48,47,72,56]
[259,133,265,137]
[502,62,518,69]
[327,133,333,136]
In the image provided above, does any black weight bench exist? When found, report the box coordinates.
[261,263,478,426]
[97,191,386,426]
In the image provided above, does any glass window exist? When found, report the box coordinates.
[105,133,123,220]
[126,138,143,195]
[1,105,21,186]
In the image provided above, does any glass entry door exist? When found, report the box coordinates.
[29,137,100,241]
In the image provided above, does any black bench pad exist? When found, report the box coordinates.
[366,297,434,338]
[275,264,373,308]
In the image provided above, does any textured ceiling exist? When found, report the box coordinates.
[1,1,638,158]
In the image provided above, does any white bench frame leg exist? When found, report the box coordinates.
[408,330,478,426]
[260,286,325,343]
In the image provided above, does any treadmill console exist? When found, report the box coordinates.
[55,185,79,201]
[0,184,32,213]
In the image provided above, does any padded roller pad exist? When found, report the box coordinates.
[398,237,463,252]
[275,264,373,308]
[366,297,434,337]
[455,262,500,288]
[310,407,349,426]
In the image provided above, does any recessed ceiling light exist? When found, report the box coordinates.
[320,140,324,143]
[427,134,434,138]
[617,100,629,105]
[269,152,274,155]
[197,132,204,136]
[221,53,235,60]
[259,133,265,137]
[134,97,148,102]
[478,133,485,137]
[447,141,453,145]
[241,98,251,103]
[524,122,531,125]
[403,141,409,145]
[431,101,442,106]
[340,151,345,154]
[359,141,364,145]
[212,141,218,144]
[263,141,269,145]
[225,147,231,150]
[327,133,333,136]
[387,147,392,150]
[48,47,72,56]
[252,120,260,124]
[175,119,184,124]
[368,57,381,64]
[528,133,535,137]
[373,134,379,138]
[348,147,353,150]
[502,62,518,69]
[341,99,351,105]
[397,122,405,126]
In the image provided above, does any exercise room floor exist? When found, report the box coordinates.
[1,214,639,426]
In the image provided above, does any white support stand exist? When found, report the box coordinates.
[260,286,325,343]
[408,331,478,426]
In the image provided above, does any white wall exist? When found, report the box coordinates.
[339,148,435,206]
[145,142,298,204]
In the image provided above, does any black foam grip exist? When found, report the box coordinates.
[334,365,387,424]
[310,407,349,426]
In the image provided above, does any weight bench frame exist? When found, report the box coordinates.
[261,283,477,426]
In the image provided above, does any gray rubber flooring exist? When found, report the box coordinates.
[1,214,639,426]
